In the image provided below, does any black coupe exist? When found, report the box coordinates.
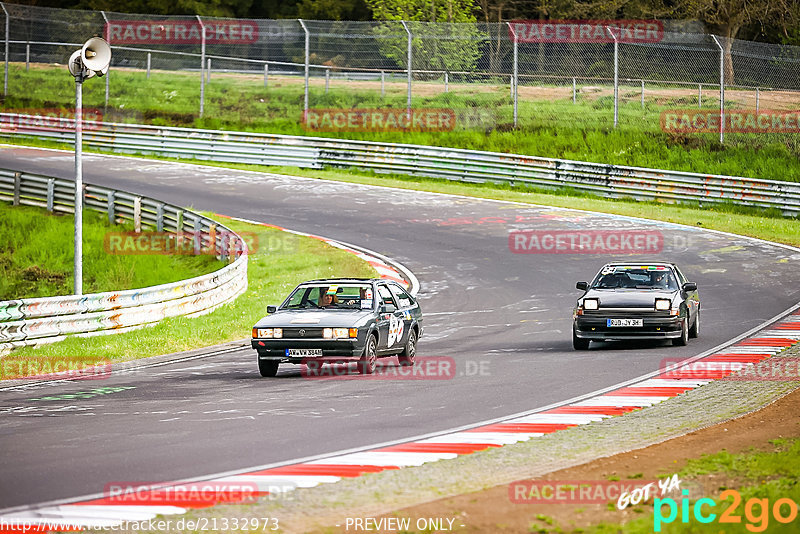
[251,278,423,376]
[572,262,699,350]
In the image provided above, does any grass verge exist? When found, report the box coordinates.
[1,214,377,378]
[0,201,223,299]
[2,63,799,181]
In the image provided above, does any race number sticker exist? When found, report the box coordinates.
[387,314,404,347]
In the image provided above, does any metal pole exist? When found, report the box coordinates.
[2,3,9,97]
[641,80,645,109]
[74,77,83,295]
[381,70,385,98]
[756,87,760,113]
[507,22,518,128]
[299,19,309,115]
[698,84,702,108]
[197,16,206,118]
[444,70,448,92]
[207,58,211,83]
[25,42,29,71]
[101,11,109,108]
[325,67,329,93]
[401,20,412,120]
[711,35,724,143]
[573,77,576,104]
[264,63,268,87]
[606,26,618,128]
[146,52,151,79]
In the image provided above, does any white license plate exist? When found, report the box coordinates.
[607,319,643,327]
[286,349,322,357]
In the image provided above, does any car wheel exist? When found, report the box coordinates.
[673,317,689,346]
[398,330,417,366]
[258,359,279,377]
[573,326,590,350]
[358,334,377,374]
[689,310,699,338]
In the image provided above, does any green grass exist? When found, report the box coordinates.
[2,214,376,375]
[0,201,223,299]
[3,63,799,182]
[587,439,800,533]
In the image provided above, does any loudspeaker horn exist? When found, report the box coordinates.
[81,37,111,74]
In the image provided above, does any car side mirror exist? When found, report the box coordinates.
[576,281,589,291]
[267,305,277,313]
[682,282,697,292]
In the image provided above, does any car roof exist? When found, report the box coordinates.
[602,261,677,267]
[300,278,384,284]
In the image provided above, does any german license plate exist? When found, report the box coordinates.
[286,349,322,357]
[607,319,643,327]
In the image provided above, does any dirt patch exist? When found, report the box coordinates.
[371,386,800,533]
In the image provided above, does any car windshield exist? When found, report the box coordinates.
[281,283,374,310]
[591,266,678,290]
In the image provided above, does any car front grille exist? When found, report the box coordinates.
[282,327,325,339]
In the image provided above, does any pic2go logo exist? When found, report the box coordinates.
[654,490,798,532]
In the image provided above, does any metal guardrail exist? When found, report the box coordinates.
[0,167,248,352]
[1,113,799,216]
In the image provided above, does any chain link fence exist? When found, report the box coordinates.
[1,3,799,144]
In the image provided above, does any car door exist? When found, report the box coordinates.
[376,285,405,353]
[673,267,699,321]
[389,282,419,338]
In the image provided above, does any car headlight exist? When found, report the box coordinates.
[655,299,671,311]
[273,328,282,338]
[583,298,599,311]
[257,328,276,338]
[323,328,333,339]
[333,328,349,338]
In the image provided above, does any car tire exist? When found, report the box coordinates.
[398,330,417,366]
[358,334,378,374]
[689,310,699,338]
[673,317,689,346]
[258,359,279,377]
[573,326,590,350]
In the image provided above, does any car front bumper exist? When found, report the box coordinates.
[251,338,366,363]
[574,315,683,340]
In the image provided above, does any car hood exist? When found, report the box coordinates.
[254,310,374,328]
[582,289,678,308]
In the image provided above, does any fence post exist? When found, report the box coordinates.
[325,67,329,93]
[146,52,151,79]
[401,20,412,120]
[573,77,576,103]
[606,26,619,128]
[12,171,20,205]
[711,35,724,143]
[156,203,164,232]
[380,70,385,98]
[197,15,206,118]
[2,3,9,97]
[133,196,142,233]
[207,58,211,83]
[506,22,518,128]
[264,63,268,87]
[444,70,448,93]
[100,11,110,108]
[25,42,29,71]
[46,178,54,212]
[755,87,759,113]
[108,190,115,224]
[299,19,309,115]
[641,80,645,108]
[698,84,702,108]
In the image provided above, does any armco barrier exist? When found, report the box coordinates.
[1,113,799,215]
[0,168,248,353]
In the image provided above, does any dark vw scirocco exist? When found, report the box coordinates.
[572,262,699,350]
[251,279,422,376]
